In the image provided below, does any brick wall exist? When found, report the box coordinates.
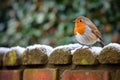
[0,43,120,80]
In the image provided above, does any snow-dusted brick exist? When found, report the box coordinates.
[98,43,120,64]
[26,44,53,56]
[0,47,10,66]
[22,44,53,65]
[72,48,98,65]
[49,46,72,64]
[3,46,25,66]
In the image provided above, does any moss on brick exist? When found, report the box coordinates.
[49,48,72,64]
[97,47,120,64]
[72,48,98,65]
[22,48,48,65]
[3,50,19,66]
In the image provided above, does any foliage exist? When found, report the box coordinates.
[0,0,120,47]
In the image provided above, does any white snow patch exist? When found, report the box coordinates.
[53,43,83,54]
[71,45,89,54]
[54,43,82,50]
[89,47,102,55]
[0,47,10,54]
[10,46,25,56]
[103,43,120,51]
[26,44,53,56]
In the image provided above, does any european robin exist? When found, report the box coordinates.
[74,16,104,47]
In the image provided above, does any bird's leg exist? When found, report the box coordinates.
[84,45,92,50]
[74,45,84,51]
[82,45,92,49]
[80,45,92,49]
[88,45,92,49]
[80,45,84,49]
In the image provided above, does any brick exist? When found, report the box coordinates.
[97,47,120,64]
[0,70,20,80]
[22,48,48,65]
[0,54,4,66]
[3,50,20,66]
[62,70,109,80]
[114,70,120,80]
[72,49,98,65]
[49,48,72,64]
[23,68,57,80]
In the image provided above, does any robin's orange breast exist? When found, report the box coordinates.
[74,22,86,35]
[74,25,98,45]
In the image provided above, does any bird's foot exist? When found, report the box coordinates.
[80,45,92,49]
[76,45,92,51]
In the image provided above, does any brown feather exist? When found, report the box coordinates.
[92,30,103,42]
[79,16,104,47]
[77,16,104,47]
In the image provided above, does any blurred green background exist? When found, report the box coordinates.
[0,0,120,47]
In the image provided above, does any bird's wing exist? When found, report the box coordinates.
[87,22,103,41]
[92,29,105,47]
[92,29,103,42]
[81,16,104,43]
[88,23,105,47]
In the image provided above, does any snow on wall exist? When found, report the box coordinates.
[0,43,120,56]
[26,44,53,56]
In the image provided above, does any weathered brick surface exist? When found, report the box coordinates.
[3,50,20,66]
[61,70,109,80]
[72,49,98,65]
[23,68,57,80]
[0,54,3,66]
[114,70,120,80]
[0,44,120,80]
[98,47,120,64]
[0,70,20,80]
[22,48,48,65]
[49,48,72,64]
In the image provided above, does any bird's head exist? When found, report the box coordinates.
[74,16,92,26]
[74,16,88,35]
[74,16,96,35]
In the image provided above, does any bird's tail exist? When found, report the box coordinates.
[99,41,105,47]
